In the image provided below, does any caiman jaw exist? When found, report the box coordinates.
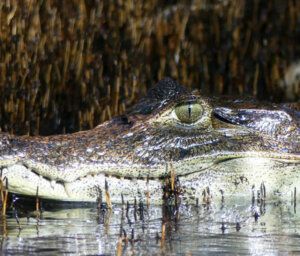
[2,163,165,203]
[0,78,299,203]
[3,156,300,204]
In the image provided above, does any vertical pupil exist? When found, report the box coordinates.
[175,102,203,123]
[188,103,192,118]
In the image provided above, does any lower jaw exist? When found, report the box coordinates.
[3,157,300,204]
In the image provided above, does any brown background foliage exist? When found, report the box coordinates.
[0,0,299,135]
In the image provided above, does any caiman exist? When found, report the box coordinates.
[0,78,299,204]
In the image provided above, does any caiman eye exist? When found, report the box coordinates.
[175,102,203,123]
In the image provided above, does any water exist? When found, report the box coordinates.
[1,196,300,255]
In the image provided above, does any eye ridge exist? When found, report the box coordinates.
[175,102,203,123]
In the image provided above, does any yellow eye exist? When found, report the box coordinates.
[175,103,203,123]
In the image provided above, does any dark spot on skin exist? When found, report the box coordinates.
[240,176,249,184]
[236,222,241,231]
[254,211,259,221]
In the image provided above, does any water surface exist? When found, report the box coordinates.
[1,196,300,255]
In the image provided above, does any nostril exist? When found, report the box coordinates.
[120,115,134,127]
[120,115,129,123]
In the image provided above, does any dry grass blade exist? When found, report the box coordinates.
[105,179,112,210]
[36,186,40,219]
[0,1,298,135]
[170,161,175,192]
[2,178,8,216]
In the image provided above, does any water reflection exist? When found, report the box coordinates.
[1,196,300,255]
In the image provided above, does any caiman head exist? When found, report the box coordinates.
[1,78,300,203]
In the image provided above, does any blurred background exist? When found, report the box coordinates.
[0,0,299,135]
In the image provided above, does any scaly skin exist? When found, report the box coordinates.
[1,78,299,203]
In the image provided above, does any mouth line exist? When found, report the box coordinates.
[29,156,300,186]
[29,168,164,186]
[8,150,299,186]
